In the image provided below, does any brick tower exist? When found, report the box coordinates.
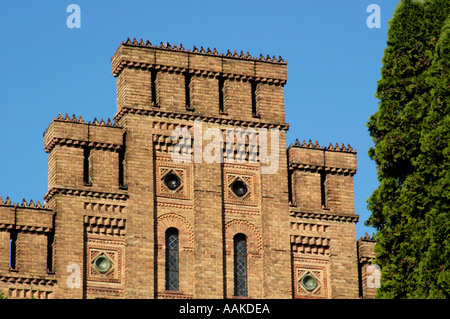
[0,38,371,299]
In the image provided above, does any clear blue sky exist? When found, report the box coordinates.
[0,0,400,239]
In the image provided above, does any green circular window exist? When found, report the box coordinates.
[301,273,318,292]
[94,255,112,274]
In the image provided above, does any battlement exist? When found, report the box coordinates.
[112,38,287,75]
[0,198,53,231]
[0,197,54,282]
[288,139,357,215]
[112,38,288,126]
[288,139,357,174]
[43,114,124,194]
[44,114,122,153]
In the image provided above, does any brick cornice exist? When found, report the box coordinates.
[113,59,288,87]
[44,187,128,202]
[113,107,290,131]
[0,273,57,286]
[0,223,52,234]
[288,163,357,176]
[44,137,123,153]
[290,210,359,223]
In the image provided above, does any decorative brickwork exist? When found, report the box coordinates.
[0,39,376,299]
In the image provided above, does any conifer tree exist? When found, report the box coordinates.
[366,0,450,298]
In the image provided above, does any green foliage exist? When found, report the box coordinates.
[366,0,450,299]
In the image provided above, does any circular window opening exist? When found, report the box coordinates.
[94,255,112,274]
[164,172,181,190]
[301,273,318,292]
[231,179,248,197]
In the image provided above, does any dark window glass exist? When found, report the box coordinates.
[185,73,192,110]
[151,69,158,106]
[9,231,17,270]
[218,76,225,113]
[234,233,247,297]
[165,228,179,291]
[320,170,327,207]
[83,146,91,185]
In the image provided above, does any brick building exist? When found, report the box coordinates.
[0,39,376,299]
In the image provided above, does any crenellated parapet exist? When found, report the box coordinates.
[43,114,125,194]
[116,38,286,63]
[111,38,288,126]
[288,139,357,175]
[0,197,53,233]
[288,138,357,214]
[44,113,122,153]
[0,195,55,298]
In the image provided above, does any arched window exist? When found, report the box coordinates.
[165,228,179,291]
[234,233,247,297]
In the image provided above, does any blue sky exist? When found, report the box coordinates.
[0,0,400,239]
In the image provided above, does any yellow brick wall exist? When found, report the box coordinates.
[0,40,374,299]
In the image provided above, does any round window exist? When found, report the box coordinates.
[94,255,112,274]
[164,172,181,190]
[231,179,248,197]
[301,273,318,292]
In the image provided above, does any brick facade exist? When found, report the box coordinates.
[0,39,376,299]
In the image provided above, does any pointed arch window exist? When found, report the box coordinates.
[165,228,179,291]
[234,233,248,297]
